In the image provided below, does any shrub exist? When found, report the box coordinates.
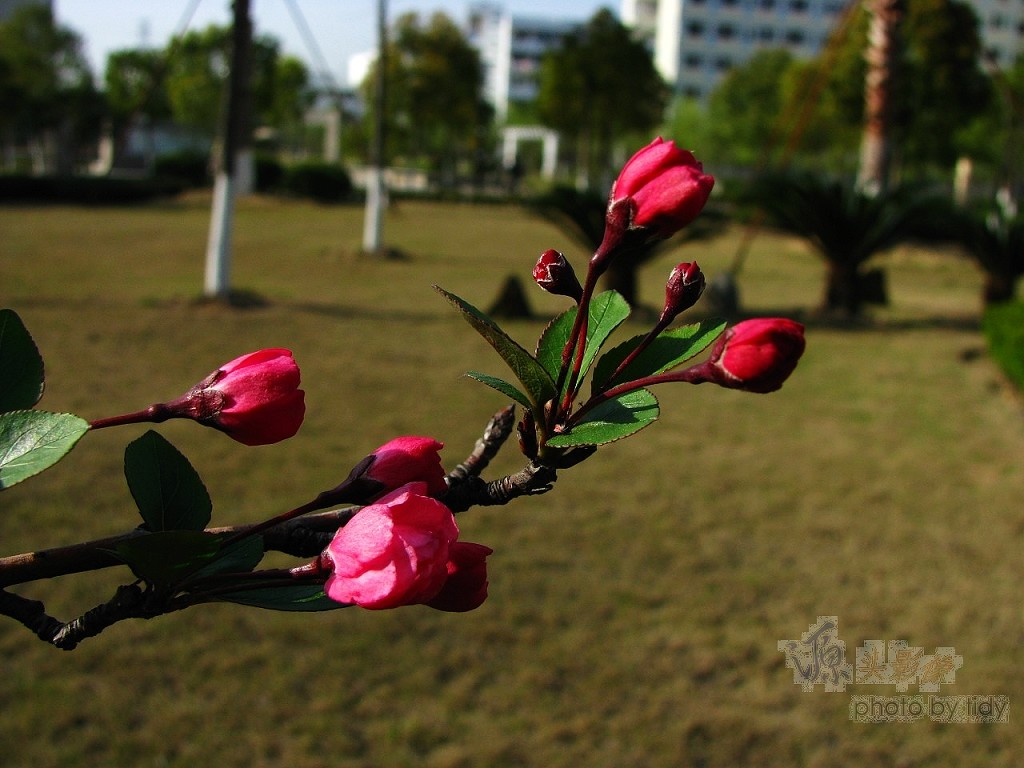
[282,162,352,203]
[0,175,184,204]
[982,301,1024,391]
[254,154,285,193]
[153,150,210,188]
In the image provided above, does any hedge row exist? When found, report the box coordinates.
[155,150,353,203]
[0,175,185,204]
[983,301,1024,392]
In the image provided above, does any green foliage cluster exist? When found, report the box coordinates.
[364,12,492,176]
[687,0,1001,178]
[537,10,669,185]
[983,300,1024,390]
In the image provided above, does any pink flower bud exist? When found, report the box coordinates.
[168,348,305,445]
[426,541,494,612]
[705,318,806,394]
[366,436,448,497]
[323,482,459,609]
[661,261,706,324]
[611,137,715,238]
[533,249,583,302]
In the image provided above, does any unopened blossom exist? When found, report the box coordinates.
[704,318,806,394]
[661,261,706,324]
[365,436,448,497]
[168,348,305,445]
[533,249,583,302]
[425,542,494,612]
[611,137,715,238]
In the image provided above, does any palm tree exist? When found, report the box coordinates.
[947,203,1024,305]
[748,170,945,316]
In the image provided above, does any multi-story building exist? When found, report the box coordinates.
[970,0,1024,69]
[624,0,1024,101]
[466,3,583,122]
[0,0,51,22]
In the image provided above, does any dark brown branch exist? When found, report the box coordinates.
[447,405,516,483]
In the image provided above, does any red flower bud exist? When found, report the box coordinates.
[366,436,448,497]
[611,137,715,238]
[661,261,706,324]
[705,318,806,394]
[533,249,583,302]
[166,348,305,445]
[426,541,494,612]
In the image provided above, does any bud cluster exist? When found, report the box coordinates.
[527,136,805,456]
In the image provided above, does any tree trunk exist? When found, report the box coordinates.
[602,261,639,307]
[857,0,905,195]
[824,261,864,316]
[982,271,1017,306]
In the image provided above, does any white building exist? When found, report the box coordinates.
[969,0,1024,69]
[623,0,1024,101]
[466,3,583,122]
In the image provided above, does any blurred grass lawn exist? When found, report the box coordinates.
[0,194,1022,768]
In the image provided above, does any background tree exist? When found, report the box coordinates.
[362,11,491,180]
[104,49,174,127]
[820,0,990,174]
[747,170,947,315]
[537,9,668,187]
[705,49,794,169]
[162,25,298,138]
[0,5,101,174]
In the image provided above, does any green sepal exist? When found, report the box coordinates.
[593,318,727,393]
[545,388,659,447]
[434,285,555,409]
[213,584,347,612]
[536,291,631,394]
[124,430,212,532]
[0,410,89,490]
[0,309,45,412]
[466,371,533,410]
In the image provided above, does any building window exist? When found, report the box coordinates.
[760,0,776,10]
[687,20,705,36]
[685,54,703,68]
[715,56,732,70]
[759,27,775,41]
[785,29,805,44]
[718,24,736,40]
[790,0,808,11]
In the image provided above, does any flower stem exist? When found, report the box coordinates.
[88,403,174,431]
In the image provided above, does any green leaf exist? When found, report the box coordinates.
[434,285,555,408]
[124,431,212,532]
[214,584,347,612]
[535,306,575,381]
[580,291,631,380]
[186,535,265,582]
[466,371,533,410]
[545,389,659,447]
[0,410,89,490]
[110,530,223,587]
[535,291,631,395]
[0,309,45,412]
[593,318,727,392]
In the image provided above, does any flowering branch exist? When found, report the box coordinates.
[0,136,808,651]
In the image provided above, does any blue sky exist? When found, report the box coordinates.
[54,0,615,86]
